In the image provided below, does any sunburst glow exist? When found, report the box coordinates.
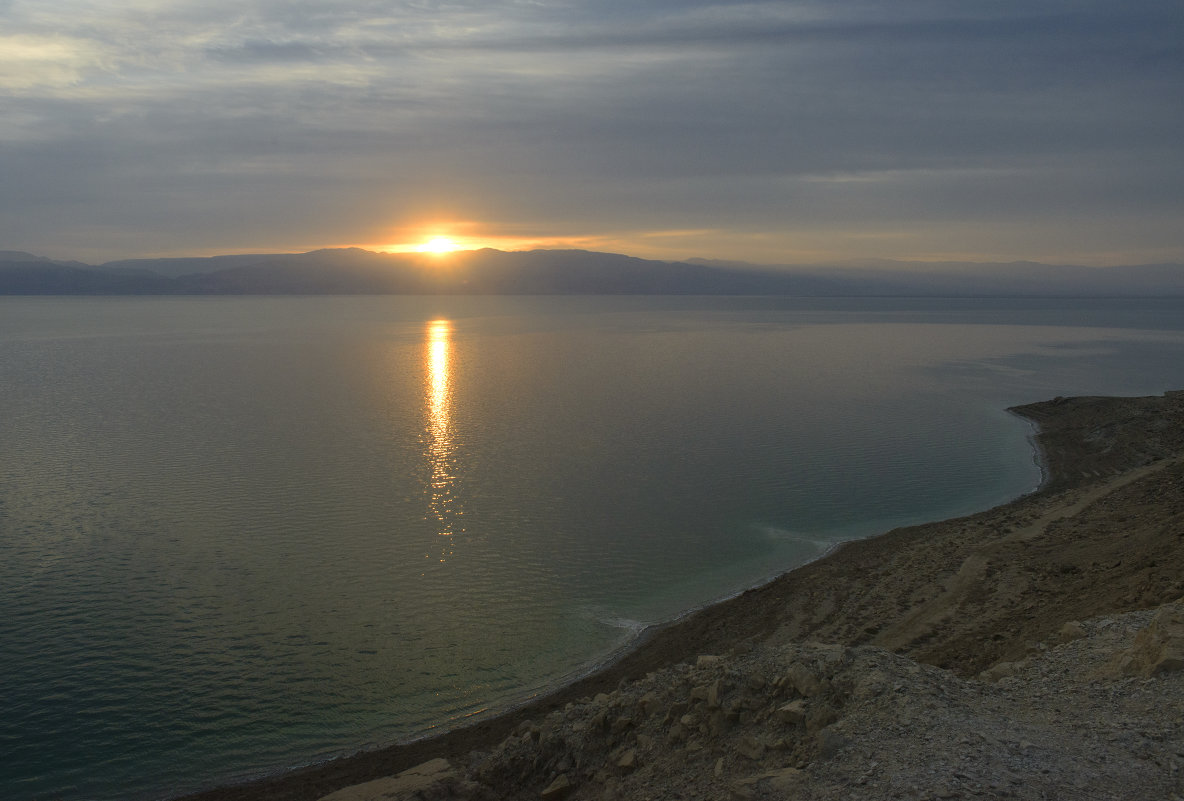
[417,236,459,254]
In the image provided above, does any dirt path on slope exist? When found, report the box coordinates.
[873,456,1184,655]
[760,391,1184,675]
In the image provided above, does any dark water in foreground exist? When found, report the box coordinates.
[3,296,1184,801]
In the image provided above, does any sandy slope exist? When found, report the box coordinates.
[179,390,1184,801]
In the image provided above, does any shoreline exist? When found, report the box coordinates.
[169,495,994,799]
[1005,407,1050,492]
[175,390,1184,801]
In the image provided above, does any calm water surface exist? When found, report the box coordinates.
[3,296,1184,800]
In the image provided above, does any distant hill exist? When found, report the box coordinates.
[686,257,1184,297]
[0,251,93,270]
[0,256,174,294]
[99,253,294,278]
[2,247,1182,296]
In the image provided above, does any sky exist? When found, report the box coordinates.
[2,0,1182,266]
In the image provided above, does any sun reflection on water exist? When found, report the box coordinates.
[425,319,462,559]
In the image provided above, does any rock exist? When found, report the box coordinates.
[540,774,573,800]
[729,782,755,800]
[663,701,688,727]
[852,670,890,699]
[814,644,846,666]
[707,680,723,709]
[1058,621,1087,643]
[783,665,822,697]
[316,759,455,801]
[763,767,804,791]
[637,691,660,717]
[739,692,766,711]
[816,727,850,759]
[1130,604,1184,676]
[806,701,839,732]
[1096,603,1184,678]
[616,748,637,771]
[697,655,722,668]
[736,735,765,760]
[730,767,803,799]
[979,660,1021,683]
[775,699,808,725]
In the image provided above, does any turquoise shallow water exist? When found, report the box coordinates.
[3,296,1184,801]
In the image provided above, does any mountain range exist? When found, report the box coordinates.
[2,247,1182,297]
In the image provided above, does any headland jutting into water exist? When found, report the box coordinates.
[179,390,1184,801]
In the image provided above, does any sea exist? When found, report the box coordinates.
[3,295,1184,801]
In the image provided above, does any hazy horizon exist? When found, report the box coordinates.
[9,244,1184,272]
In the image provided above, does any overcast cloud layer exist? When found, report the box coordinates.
[2,0,1182,264]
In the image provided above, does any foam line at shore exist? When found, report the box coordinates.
[1006,406,1050,492]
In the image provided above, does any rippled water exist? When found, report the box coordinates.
[3,296,1184,801]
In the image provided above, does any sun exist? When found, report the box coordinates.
[417,236,460,255]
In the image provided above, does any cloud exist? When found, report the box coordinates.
[1,0,1182,263]
[0,34,116,91]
